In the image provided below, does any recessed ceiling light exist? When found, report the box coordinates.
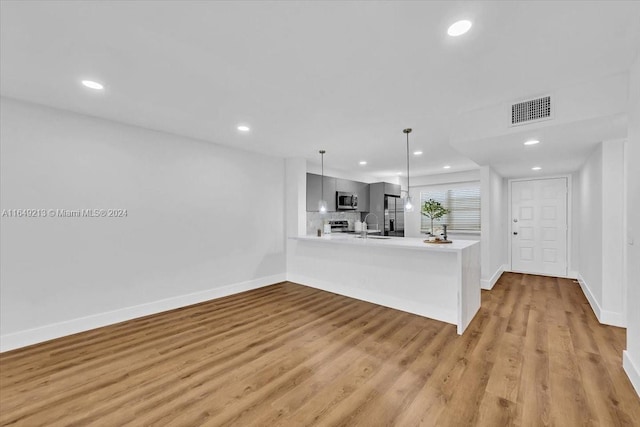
[524,140,540,146]
[81,80,104,90]
[413,151,423,156]
[443,165,451,169]
[396,172,403,175]
[359,161,367,165]
[532,166,542,171]
[237,125,250,132]
[447,20,472,37]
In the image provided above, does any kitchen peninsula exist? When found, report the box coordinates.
[287,234,480,334]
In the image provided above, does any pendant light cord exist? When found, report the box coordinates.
[403,128,412,199]
[406,132,410,194]
[320,150,325,200]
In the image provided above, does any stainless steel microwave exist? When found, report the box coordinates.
[336,191,358,210]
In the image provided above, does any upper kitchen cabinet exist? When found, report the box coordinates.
[355,182,369,212]
[369,183,385,213]
[384,183,401,197]
[336,178,359,194]
[306,173,337,212]
[369,182,402,213]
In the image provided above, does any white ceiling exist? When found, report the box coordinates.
[454,116,628,178]
[1,1,639,179]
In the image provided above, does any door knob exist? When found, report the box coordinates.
[513,232,518,235]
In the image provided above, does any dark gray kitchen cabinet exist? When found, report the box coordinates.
[369,183,385,214]
[336,178,359,194]
[384,183,401,197]
[355,181,369,212]
[369,181,402,214]
[306,173,337,212]
[307,173,371,212]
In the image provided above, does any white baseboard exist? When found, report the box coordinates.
[576,273,626,328]
[577,273,602,320]
[600,309,626,327]
[0,273,286,353]
[623,351,640,398]
[481,264,506,290]
[567,270,579,279]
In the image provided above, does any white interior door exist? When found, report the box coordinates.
[511,178,567,276]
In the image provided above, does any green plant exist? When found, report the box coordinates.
[421,199,449,235]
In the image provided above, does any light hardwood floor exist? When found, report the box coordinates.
[1,273,639,426]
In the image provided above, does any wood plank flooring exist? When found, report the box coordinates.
[1,273,639,426]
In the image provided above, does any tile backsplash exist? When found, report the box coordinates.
[306,211,361,235]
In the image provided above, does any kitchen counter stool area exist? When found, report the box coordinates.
[287,235,480,334]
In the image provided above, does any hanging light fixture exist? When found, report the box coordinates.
[318,150,328,213]
[403,128,414,212]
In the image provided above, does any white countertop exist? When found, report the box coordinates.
[291,233,479,252]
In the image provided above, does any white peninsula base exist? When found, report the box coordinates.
[287,234,481,334]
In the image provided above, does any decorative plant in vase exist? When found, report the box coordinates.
[421,199,449,236]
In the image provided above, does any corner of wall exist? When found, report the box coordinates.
[577,273,626,328]
[577,273,602,321]
[624,53,640,398]
[481,264,505,290]
[623,351,640,398]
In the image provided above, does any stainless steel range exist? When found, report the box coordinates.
[328,220,349,233]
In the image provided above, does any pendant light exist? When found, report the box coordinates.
[318,150,328,213]
[403,128,414,212]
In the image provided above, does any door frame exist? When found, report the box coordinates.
[507,174,575,278]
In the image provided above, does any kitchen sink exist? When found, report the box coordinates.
[355,235,391,240]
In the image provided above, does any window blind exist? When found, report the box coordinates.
[420,184,481,232]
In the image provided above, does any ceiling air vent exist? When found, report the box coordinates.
[511,95,552,126]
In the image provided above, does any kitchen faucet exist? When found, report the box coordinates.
[362,213,379,239]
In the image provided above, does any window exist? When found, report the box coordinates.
[419,183,480,232]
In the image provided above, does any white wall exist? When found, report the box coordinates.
[577,140,626,327]
[602,140,625,317]
[579,144,604,307]
[480,166,507,289]
[410,170,481,187]
[624,55,640,396]
[285,158,307,238]
[570,171,581,276]
[0,97,286,351]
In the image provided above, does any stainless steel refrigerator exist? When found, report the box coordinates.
[384,196,405,237]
